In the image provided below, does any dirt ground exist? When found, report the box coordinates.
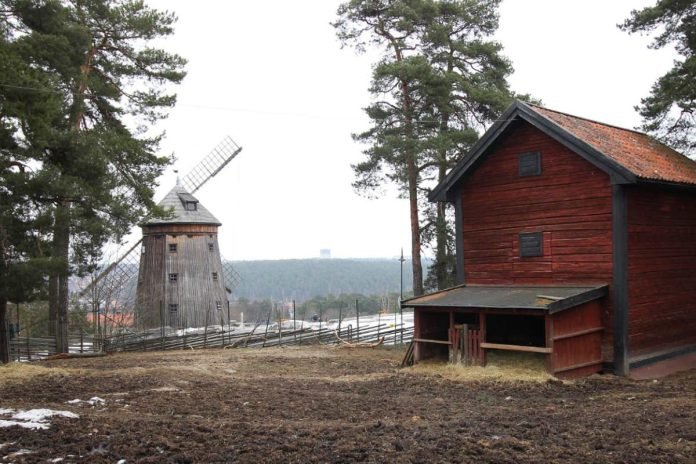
[0,346,694,463]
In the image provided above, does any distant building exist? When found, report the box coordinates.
[319,249,331,259]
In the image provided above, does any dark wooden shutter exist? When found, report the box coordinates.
[518,151,541,176]
[519,232,543,257]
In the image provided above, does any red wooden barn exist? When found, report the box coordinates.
[401,101,696,378]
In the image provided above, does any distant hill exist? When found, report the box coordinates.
[229,258,430,302]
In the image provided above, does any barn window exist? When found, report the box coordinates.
[208,243,214,252]
[216,301,222,311]
[518,151,541,176]
[212,272,218,281]
[169,273,178,282]
[185,201,197,211]
[519,232,543,257]
[141,243,146,254]
[169,243,177,253]
[169,304,178,313]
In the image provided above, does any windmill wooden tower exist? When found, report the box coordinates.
[135,136,242,331]
[135,183,227,330]
[82,136,243,333]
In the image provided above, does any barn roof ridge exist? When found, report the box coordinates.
[430,100,696,201]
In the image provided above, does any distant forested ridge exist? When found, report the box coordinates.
[229,258,430,302]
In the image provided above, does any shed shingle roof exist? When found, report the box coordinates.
[401,284,608,314]
[531,104,696,186]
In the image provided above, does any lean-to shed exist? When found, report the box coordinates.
[402,101,696,378]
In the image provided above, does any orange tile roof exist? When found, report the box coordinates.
[530,104,696,186]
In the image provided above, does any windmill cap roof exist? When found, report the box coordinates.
[143,185,221,226]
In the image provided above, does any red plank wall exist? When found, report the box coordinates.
[460,122,613,286]
[627,186,696,354]
[458,121,615,360]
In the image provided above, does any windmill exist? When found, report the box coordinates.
[83,136,243,333]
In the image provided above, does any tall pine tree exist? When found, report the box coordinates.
[335,0,436,296]
[1,0,186,351]
[621,0,696,155]
[335,0,523,293]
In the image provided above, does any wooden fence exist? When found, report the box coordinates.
[448,324,483,366]
[104,323,413,353]
[9,333,98,362]
[5,323,413,360]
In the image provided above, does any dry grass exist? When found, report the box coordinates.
[407,351,555,383]
[0,362,87,384]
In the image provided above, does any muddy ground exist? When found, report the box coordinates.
[0,346,694,463]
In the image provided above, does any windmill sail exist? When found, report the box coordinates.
[181,136,242,194]
[221,258,241,294]
[80,135,244,331]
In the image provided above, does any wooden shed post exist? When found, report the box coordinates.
[479,311,487,366]
[545,314,554,374]
[612,184,629,376]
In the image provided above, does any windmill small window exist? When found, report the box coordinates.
[169,273,178,282]
[169,303,178,313]
[208,243,214,252]
[169,243,177,253]
[212,272,218,281]
[216,300,222,311]
[177,192,199,212]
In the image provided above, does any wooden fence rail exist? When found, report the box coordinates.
[5,324,413,361]
[9,334,97,362]
[103,323,413,353]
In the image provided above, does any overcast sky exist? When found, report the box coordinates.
[136,0,676,262]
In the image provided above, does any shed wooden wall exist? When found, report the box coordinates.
[456,121,615,360]
[549,300,603,378]
[627,185,696,355]
[459,121,614,286]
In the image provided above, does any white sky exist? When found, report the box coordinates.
[137,0,676,261]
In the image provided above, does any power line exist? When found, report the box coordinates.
[0,81,524,125]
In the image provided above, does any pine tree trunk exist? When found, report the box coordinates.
[53,201,70,353]
[48,275,57,336]
[0,298,9,364]
[407,154,423,296]
[401,80,423,297]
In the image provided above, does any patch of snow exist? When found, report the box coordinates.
[0,408,79,430]
[12,409,79,421]
[0,442,16,450]
[0,419,48,430]
[0,409,14,415]
[117,459,127,464]
[4,448,34,459]
[68,397,105,406]
[49,458,64,463]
